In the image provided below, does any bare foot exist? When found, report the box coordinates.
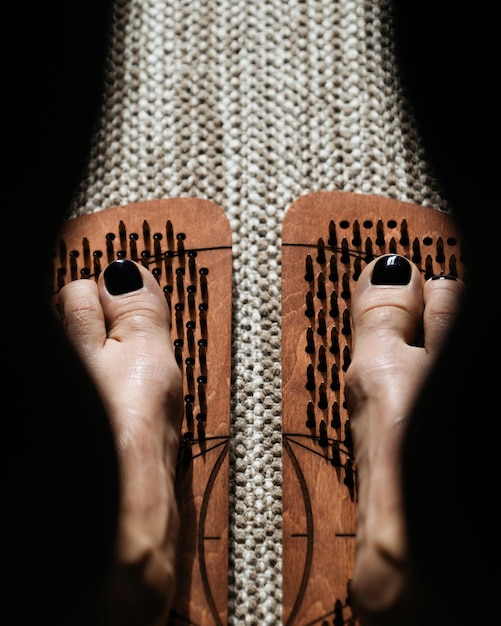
[345,254,464,625]
[57,259,183,626]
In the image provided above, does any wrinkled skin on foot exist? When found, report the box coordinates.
[345,256,464,626]
[56,261,183,626]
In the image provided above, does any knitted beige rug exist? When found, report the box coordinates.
[68,1,450,623]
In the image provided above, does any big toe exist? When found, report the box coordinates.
[99,259,172,344]
[350,254,425,354]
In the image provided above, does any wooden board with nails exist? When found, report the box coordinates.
[51,198,232,626]
[281,191,466,626]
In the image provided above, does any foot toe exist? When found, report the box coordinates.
[350,254,425,352]
[423,273,465,355]
[99,259,172,345]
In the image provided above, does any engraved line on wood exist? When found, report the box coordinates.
[283,435,315,626]
[197,439,230,626]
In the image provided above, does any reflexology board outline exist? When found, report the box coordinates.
[281,191,466,626]
[51,198,232,626]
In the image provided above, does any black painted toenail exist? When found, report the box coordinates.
[431,273,458,281]
[371,255,411,285]
[104,260,144,295]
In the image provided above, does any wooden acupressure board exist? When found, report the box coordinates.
[51,191,467,625]
[51,198,232,626]
[281,191,466,626]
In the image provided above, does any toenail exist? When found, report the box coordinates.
[104,260,144,295]
[430,272,458,281]
[371,255,411,285]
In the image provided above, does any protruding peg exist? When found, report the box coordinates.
[187,324,195,356]
[449,253,458,277]
[93,250,102,279]
[319,419,328,447]
[305,254,314,281]
[436,236,445,262]
[142,219,151,252]
[329,290,339,318]
[330,363,340,391]
[69,250,78,281]
[184,401,194,440]
[305,326,315,353]
[305,291,315,317]
[177,233,185,259]
[331,401,341,428]
[176,269,184,301]
[166,220,174,249]
[342,345,351,371]
[412,237,421,263]
[200,270,208,301]
[334,599,344,626]
[376,219,384,246]
[163,286,172,315]
[328,220,337,247]
[425,254,434,279]
[152,267,161,283]
[105,232,115,264]
[175,304,184,336]
[153,232,162,263]
[188,289,196,316]
[198,381,207,416]
[198,344,207,377]
[353,256,362,280]
[119,219,127,250]
[344,418,353,449]
[317,308,327,336]
[317,272,326,300]
[199,307,208,339]
[317,237,326,264]
[341,272,350,300]
[400,218,409,246]
[318,382,328,409]
[174,339,183,367]
[164,254,173,286]
[189,253,197,282]
[352,220,361,246]
[341,238,349,263]
[318,345,327,372]
[185,362,195,397]
[306,401,316,428]
[344,458,355,489]
[82,237,91,269]
[197,421,206,443]
[57,266,66,291]
[341,308,351,336]
[306,364,316,390]
[330,326,339,354]
[365,237,374,262]
[331,440,341,467]
[329,255,338,282]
